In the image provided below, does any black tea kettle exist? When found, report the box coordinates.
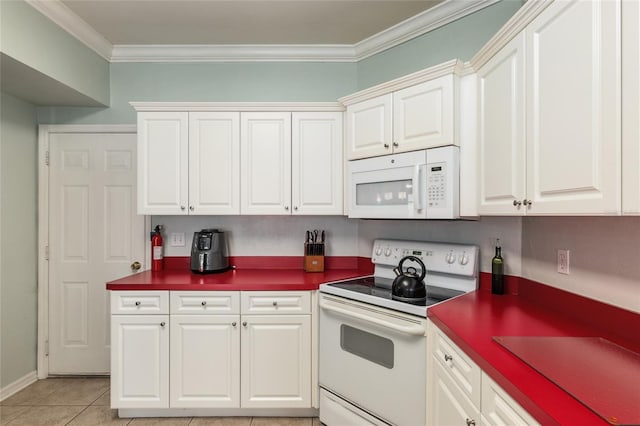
[392,255,427,304]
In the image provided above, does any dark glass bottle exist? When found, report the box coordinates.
[491,239,504,295]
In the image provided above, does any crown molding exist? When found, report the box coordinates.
[28,0,501,63]
[338,59,463,106]
[469,0,555,71]
[25,0,113,61]
[354,0,501,61]
[111,45,357,63]
[129,102,345,112]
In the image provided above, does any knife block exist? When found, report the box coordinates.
[304,243,324,272]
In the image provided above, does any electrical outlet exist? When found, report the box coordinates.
[557,249,570,274]
[170,232,186,247]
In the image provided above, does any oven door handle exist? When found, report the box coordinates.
[319,300,425,336]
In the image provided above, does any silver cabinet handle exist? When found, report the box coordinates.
[180,206,186,211]
[232,322,237,327]
[393,142,399,147]
[160,322,166,327]
[189,206,194,211]
[135,301,141,306]
[201,301,207,306]
[444,354,453,362]
[242,321,247,327]
[466,419,476,426]
[383,143,390,148]
[513,200,522,207]
[523,199,532,206]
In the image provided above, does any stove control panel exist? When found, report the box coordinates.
[371,239,478,277]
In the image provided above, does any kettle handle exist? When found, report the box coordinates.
[398,255,427,282]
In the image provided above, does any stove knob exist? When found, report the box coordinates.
[459,254,469,265]
[446,252,456,264]
[375,247,383,256]
[384,248,392,257]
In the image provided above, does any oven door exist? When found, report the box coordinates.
[348,150,428,219]
[319,294,427,426]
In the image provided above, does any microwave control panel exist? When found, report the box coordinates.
[425,146,459,219]
[426,162,447,209]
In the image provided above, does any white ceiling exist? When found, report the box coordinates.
[60,0,444,45]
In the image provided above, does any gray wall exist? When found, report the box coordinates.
[0,92,38,388]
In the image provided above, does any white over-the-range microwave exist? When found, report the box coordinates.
[348,146,459,219]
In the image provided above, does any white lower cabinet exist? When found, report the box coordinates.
[241,315,311,408]
[111,314,169,408]
[111,290,313,412]
[427,320,539,426]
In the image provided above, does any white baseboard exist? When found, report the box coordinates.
[0,371,37,401]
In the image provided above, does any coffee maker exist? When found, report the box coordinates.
[190,229,229,273]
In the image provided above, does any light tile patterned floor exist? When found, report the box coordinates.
[0,378,321,426]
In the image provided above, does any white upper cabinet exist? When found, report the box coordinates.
[623,0,640,214]
[477,0,621,215]
[477,32,526,215]
[137,112,189,215]
[241,112,292,215]
[241,111,343,215]
[345,94,393,160]
[525,0,621,215]
[188,112,240,215]
[292,112,343,215]
[137,111,240,215]
[345,73,459,160]
[393,76,456,153]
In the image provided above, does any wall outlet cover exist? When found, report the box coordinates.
[557,249,570,274]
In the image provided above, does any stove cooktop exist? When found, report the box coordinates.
[321,276,464,317]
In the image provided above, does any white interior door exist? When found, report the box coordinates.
[48,132,145,374]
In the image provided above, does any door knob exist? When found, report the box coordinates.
[131,261,142,271]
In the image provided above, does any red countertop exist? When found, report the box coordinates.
[428,274,640,426]
[106,256,373,291]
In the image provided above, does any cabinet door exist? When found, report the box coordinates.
[137,112,189,215]
[241,315,311,408]
[345,94,393,160]
[393,75,456,153]
[481,372,540,426]
[292,112,343,215]
[170,315,240,408]
[477,32,527,216]
[526,0,621,214]
[189,112,240,215]
[241,112,292,214]
[429,360,481,426]
[623,0,640,214]
[111,315,169,408]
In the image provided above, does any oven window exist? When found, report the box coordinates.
[340,324,394,369]
[355,179,413,206]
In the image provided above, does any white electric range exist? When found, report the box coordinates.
[318,239,479,426]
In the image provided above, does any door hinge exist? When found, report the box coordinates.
[45,150,50,166]
[45,340,49,357]
[44,245,49,261]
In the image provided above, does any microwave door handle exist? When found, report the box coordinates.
[414,165,424,212]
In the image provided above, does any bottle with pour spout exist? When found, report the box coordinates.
[492,239,504,295]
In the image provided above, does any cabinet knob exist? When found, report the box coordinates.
[180,206,186,211]
[272,301,278,306]
[513,200,522,207]
[131,261,142,271]
[160,322,166,327]
[523,199,532,206]
[135,301,141,306]
[242,321,248,327]
[444,354,453,362]
[284,206,289,211]
[466,419,476,426]
[189,206,194,211]
[393,142,399,147]
[232,322,237,327]
[383,143,390,149]
[201,301,207,306]
[294,206,298,211]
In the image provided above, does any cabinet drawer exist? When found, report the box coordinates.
[111,291,169,314]
[431,325,481,408]
[170,291,240,314]
[241,291,311,314]
[481,372,539,426]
